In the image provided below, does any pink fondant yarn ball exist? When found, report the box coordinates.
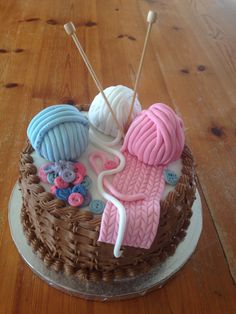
[122,103,185,166]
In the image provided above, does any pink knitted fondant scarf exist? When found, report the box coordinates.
[98,152,165,249]
[91,104,184,250]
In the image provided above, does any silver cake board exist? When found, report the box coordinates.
[8,183,202,301]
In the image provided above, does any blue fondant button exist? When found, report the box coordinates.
[55,188,72,201]
[164,169,179,186]
[89,200,105,214]
[80,176,92,190]
[43,163,55,174]
[72,184,87,196]
[47,172,58,185]
[80,192,92,208]
[61,169,76,183]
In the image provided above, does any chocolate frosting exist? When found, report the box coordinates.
[20,142,196,281]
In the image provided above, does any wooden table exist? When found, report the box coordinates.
[0,0,236,313]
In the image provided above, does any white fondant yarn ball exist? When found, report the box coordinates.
[88,85,142,137]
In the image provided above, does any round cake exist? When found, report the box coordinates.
[19,89,196,281]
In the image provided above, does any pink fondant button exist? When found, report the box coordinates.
[104,160,118,170]
[50,185,57,195]
[38,166,48,183]
[72,172,84,185]
[54,176,69,189]
[68,192,84,207]
[74,162,86,176]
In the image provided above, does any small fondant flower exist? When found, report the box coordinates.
[54,160,74,175]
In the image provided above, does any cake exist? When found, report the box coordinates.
[19,85,196,281]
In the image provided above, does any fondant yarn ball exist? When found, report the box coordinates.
[88,85,142,137]
[122,103,185,166]
[27,105,89,162]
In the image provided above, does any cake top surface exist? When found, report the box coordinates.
[26,88,185,257]
[32,119,182,207]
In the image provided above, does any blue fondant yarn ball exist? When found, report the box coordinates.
[27,105,89,162]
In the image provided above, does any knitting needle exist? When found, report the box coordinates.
[126,11,157,130]
[64,22,123,135]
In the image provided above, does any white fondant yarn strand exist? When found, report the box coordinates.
[89,129,126,258]
[97,174,126,258]
[89,127,122,147]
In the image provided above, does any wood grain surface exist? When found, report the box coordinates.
[0,0,236,313]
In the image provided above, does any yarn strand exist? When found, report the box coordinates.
[89,130,127,258]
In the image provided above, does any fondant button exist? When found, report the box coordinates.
[54,176,69,189]
[55,187,72,201]
[68,192,84,207]
[72,184,87,196]
[38,166,48,183]
[104,160,118,170]
[164,169,179,186]
[80,176,92,190]
[47,172,58,185]
[74,162,86,176]
[50,185,57,195]
[43,162,55,174]
[55,160,74,175]
[72,172,84,185]
[55,160,67,169]
[54,162,65,175]
[61,169,76,183]
[89,200,105,214]
[80,192,92,208]
[65,161,74,170]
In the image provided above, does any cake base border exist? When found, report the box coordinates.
[8,183,202,301]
